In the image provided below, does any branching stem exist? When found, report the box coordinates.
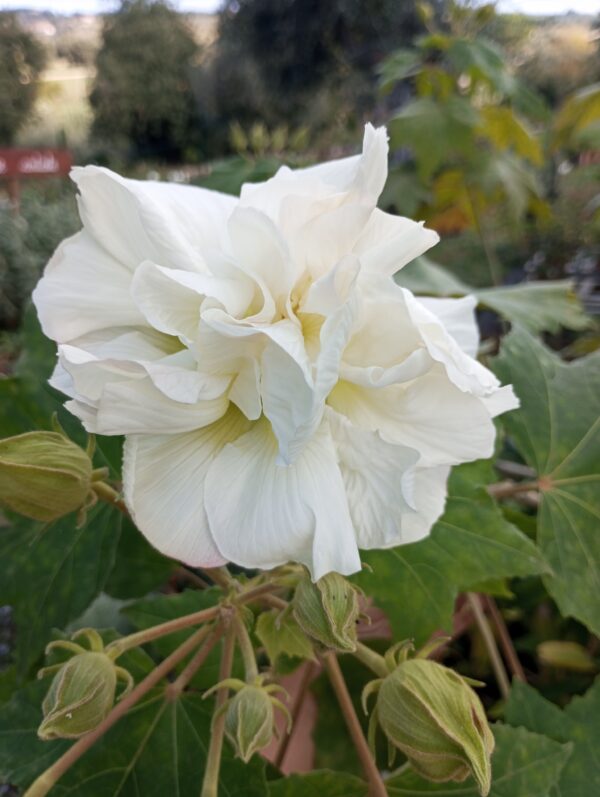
[200,625,236,797]
[234,613,259,682]
[353,643,389,678]
[166,624,224,701]
[323,652,388,797]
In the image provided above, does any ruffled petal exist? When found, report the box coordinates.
[205,417,361,580]
[123,407,252,567]
[327,409,421,549]
[328,367,497,467]
[353,209,439,276]
[78,378,229,435]
[131,261,253,342]
[240,124,388,232]
[417,295,480,358]
[401,465,451,543]
[32,231,146,342]
[73,166,235,271]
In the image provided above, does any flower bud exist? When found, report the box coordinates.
[0,431,93,522]
[292,572,360,652]
[376,659,494,796]
[38,651,117,740]
[224,685,274,762]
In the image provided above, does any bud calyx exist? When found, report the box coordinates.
[292,571,360,652]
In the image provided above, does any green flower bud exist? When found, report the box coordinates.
[38,651,117,740]
[292,572,360,652]
[376,659,494,796]
[224,685,275,762]
[0,431,93,522]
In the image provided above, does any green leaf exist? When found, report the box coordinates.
[386,724,571,795]
[269,771,367,797]
[389,97,479,179]
[494,329,600,635]
[505,679,600,797]
[355,462,546,644]
[0,503,122,675]
[477,282,590,335]
[0,681,268,796]
[104,517,174,600]
[396,258,590,334]
[256,610,315,667]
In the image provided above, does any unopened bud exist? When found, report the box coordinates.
[225,685,275,762]
[376,659,494,796]
[293,572,360,652]
[0,431,93,522]
[38,651,117,740]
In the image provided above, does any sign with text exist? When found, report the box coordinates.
[0,148,72,179]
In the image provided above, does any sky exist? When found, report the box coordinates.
[0,0,598,14]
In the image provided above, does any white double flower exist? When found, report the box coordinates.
[34,125,517,579]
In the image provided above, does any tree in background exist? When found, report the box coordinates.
[203,0,444,138]
[0,12,47,145]
[90,0,199,161]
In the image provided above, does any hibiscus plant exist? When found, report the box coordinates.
[0,125,598,797]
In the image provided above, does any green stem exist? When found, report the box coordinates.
[466,592,511,699]
[24,625,211,797]
[166,624,224,701]
[106,605,220,659]
[323,653,388,797]
[353,643,389,678]
[200,626,236,797]
[234,613,259,682]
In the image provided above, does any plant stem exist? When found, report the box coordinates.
[106,605,221,658]
[24,625,211,797]
[166,625,224,701]
[353,643,389,678]
[323,652,388,797]
[203,567,235,589]
[487,480,540,499]
[483,595,526,683]
[234,613,259,681]
[105,582,278,659]
[200,626,236,797]
[91,480,129,516]
[466,592,511,699]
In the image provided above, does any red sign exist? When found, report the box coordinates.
[0,148,72,178]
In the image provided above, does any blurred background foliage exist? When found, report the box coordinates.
[0,0,600,741]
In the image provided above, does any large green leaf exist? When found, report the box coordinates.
[0,680,268,796]
[104,517,174,601]
[505,679,600,797]
[386,724,571,795]
[355,463,546,644]
[494,330,600,635]
[396,258,590,334]
[0,503,122,675]
[269,771,367,797]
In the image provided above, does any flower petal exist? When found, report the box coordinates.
[131,260,253,342]
[353,209,439,276]
[402,465,451,543]
[123,407,252,567]
[73,166,235,271]
[81,378,229,435]
[205,417,361,580]
[327,409,421,549]
[328,368,497,467]
[417,295,479,358]
[32,231,146,342]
